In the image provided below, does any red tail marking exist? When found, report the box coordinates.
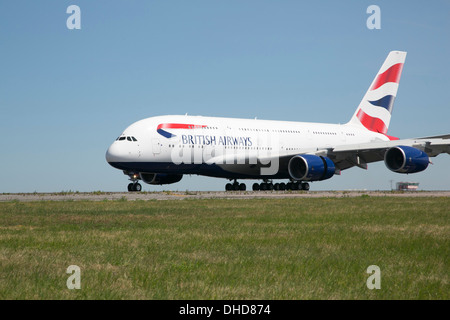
[371,63,403,91]
[356,109,388,134]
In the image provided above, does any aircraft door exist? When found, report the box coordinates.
[152,138,161,154]
[340,130,347,143]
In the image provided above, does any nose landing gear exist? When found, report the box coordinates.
[125,171,142,192]
[128,182,142,192]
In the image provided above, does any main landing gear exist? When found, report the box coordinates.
[225,179,310,192]
[252,180,310,191]
[225,179,247,191]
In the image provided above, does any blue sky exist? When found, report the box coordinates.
[0,1,449,192]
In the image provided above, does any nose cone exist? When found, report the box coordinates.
[105,142,123,163]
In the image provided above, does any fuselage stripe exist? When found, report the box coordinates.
[157,123,207,138]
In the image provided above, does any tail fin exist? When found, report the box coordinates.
[347,51,407,134]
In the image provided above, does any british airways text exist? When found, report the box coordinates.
[182,135,253,147]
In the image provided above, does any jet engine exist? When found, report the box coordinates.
[384,146,429,174]
[288,154,335,181]
[139,173,183,185]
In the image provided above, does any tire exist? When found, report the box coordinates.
[301,182,310,191]
[252,183,260,191]
[279,183,286,191]
[260,183,267,191]
[225,183,233,191]
[274,183,280,191]
[134,183,142,192]
[239,183,246,191]
[128,183,134,192]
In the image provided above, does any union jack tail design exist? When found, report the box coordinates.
[348,51,407,135]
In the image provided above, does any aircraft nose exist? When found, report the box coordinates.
[105,143,123,163]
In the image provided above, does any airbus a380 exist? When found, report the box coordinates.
[106,51,450,192]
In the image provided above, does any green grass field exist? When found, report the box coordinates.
[0,196,448,299]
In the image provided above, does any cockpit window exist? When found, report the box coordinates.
[116,136,137,142]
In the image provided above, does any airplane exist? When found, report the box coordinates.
[106,51,450,192]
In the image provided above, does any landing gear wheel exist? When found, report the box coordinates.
[226,180,246,191]
[128,183,142,192]
[252,183,260,191]
[301,182,310,191]
[279,183,286,191]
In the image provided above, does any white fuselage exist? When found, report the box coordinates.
[106,115,389,180]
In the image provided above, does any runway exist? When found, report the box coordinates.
[1,190,449,201]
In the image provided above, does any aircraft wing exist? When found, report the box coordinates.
[207,135,450,175]
[321,135,450,171]
[413,133,450,140]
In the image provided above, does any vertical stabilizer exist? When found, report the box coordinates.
[347,51,407,134]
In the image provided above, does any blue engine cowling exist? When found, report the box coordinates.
[384,146,429,174]
[139,173,183,185]
[288,154,335,181]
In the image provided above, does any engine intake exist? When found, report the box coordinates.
[139,173,183,185]
[384,146,429,174]
[288,155,335,181]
